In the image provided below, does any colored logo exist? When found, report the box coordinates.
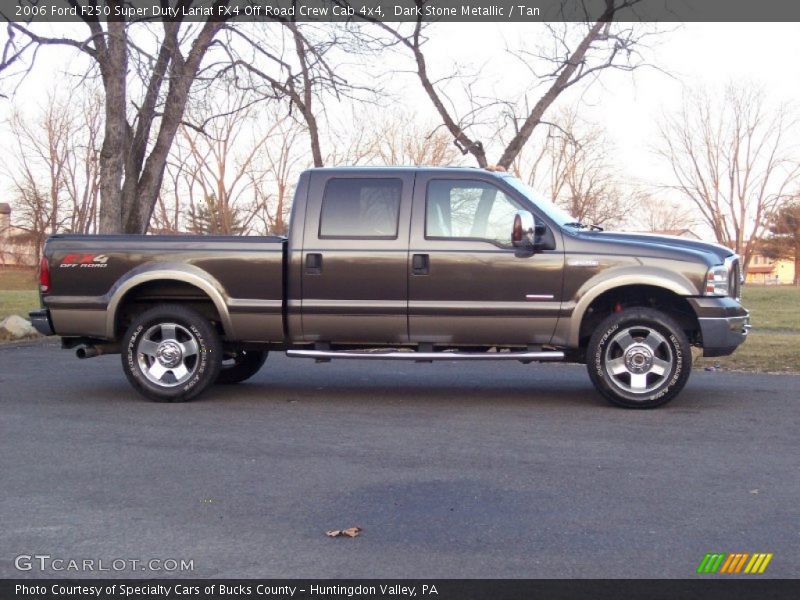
[697,553,773,574]
[59,254,109,269]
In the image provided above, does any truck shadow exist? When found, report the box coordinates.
[83,359,715,409]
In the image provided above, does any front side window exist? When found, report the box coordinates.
[426,179,521,246]
[319,178,402,238]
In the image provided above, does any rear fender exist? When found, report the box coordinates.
[104,262,233,339]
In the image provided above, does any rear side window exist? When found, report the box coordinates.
[319,178,402,239]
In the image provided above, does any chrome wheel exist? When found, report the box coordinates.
[604,326,673,394]
[136,322,200,387]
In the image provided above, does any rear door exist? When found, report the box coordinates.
[300,170,414,344]
[408,172,564,346]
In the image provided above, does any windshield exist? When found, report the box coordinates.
[502,176,576,228]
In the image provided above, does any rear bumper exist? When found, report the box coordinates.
[28,309,55,336]
[689,297,750,357]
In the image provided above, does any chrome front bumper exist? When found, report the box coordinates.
[698,312,750,358]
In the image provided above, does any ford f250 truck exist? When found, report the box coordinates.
[30,167,749,408]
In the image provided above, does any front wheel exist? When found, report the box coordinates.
[121,304,221,402]
[587,308,692,409]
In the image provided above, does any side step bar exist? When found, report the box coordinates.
[286,349,565,361]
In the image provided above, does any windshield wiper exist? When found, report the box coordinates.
[564,221,604,232]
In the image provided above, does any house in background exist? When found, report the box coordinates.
[645,228,701,240]
[0,203,37,267]
[745,252,796,285]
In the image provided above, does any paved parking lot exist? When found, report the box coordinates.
[1,340,798,578]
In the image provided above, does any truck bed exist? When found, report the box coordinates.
[42,234,286,343]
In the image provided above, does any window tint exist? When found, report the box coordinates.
[319,178,402,238]
[426,179,521,245]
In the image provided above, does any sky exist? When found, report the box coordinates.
[2,21,800,228]
[418,22,800,186]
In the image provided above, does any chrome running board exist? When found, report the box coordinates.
[286,349,565,361]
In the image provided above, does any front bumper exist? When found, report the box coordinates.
[29,309,55,336]
[688,297,750,358]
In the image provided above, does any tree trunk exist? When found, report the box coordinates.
[123,21,225,234]
[97,21,128,234]
[795,236,800,285]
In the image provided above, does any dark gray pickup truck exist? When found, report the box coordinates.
[30,167,749,408]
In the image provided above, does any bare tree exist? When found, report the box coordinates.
[179,98,268,234]
[62,90,103,234]
[220,22,374,169]
[513,109,632,228]
[632,194,697,235]
[655,84,800,271]
[151,157,185,234]
[2,1,232,233]
[4,87,104,248]
[368,115,462,166]
[250,114,308,235]
[7,181,50,264]
[367,0,653,169]
[4,95,73,260]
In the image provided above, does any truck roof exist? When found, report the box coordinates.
[303,166,512,177]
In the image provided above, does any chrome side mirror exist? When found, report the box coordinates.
[512,210,536,248]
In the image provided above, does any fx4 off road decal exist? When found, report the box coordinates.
[59,254,109,268]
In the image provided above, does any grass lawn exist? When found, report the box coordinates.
[0,267,38,290]
[0,267,39,322]
[1,266,798,370]
[695,286,800,373]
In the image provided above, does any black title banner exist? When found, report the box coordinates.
[3,0,800,23]
[3,579,800,600]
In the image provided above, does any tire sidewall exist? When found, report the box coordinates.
[122,305,221,402]
[589,309,691,408]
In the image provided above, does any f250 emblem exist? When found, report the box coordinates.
[59,254,110,268]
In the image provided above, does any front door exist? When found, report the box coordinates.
[300,170,414,344]
[408,173,564,346]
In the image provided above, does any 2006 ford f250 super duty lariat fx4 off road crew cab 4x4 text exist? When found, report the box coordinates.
[29,167,750,408]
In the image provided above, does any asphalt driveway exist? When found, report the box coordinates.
[1,340,798,578]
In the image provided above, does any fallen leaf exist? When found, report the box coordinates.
[325,527,362,538]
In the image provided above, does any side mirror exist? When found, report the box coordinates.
[512,210,537,248]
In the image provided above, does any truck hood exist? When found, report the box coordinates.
[575,230,734,265]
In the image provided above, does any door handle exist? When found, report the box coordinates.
[412,254,429,275]
[305,253,322,275]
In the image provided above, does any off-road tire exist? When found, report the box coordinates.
[121,304,221,402]
[587,307,692,409]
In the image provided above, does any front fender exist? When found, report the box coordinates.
[558,265,700,348]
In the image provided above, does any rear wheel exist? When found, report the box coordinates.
[216,350,268,385]
[122,304,221,402]
[587,308,691,409]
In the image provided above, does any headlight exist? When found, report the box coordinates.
[705,265,729,296]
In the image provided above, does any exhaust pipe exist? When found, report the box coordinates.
[76,344,118,359]
[76,346,100,359]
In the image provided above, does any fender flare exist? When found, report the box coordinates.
[104,263,233,339]
[564,267,699,347]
